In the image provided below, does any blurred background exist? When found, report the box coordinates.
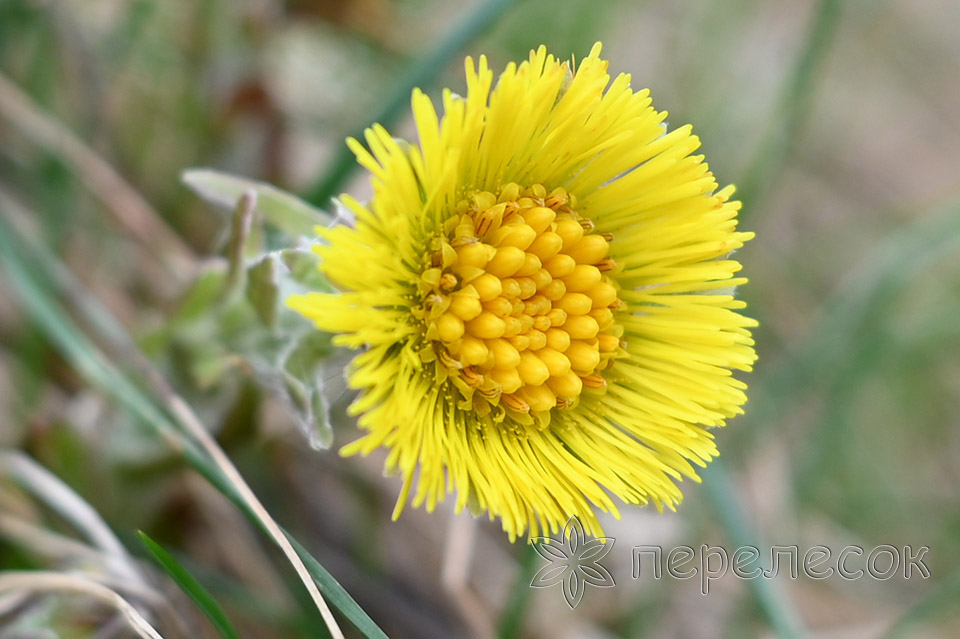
[1,0,959,637]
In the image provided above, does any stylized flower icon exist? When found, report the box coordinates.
[530,517,615,608]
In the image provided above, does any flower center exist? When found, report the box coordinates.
[418,184,623,423]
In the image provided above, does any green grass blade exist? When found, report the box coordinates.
[176,454,389,639]
[736,0,842,213]
[746,198,960,434]
[0,214,184,447]
[496,544,541,639]
[701,461,804,639]
[285,535,390,639]
[304,0,520,207]
[137,531,240,639]
[0,207,390,639]
[882,568,960,639]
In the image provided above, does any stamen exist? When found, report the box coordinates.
[439,272,459,292]
[596,258,617,272]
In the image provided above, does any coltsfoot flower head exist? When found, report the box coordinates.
[289,43,757,541]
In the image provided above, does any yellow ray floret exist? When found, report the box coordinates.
[287,43,758,541]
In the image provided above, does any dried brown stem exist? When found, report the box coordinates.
[0,71,194,280]
[442,510,495,639]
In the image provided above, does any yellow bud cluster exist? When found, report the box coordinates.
[420,184,623,420]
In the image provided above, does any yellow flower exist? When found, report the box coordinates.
[289,43,757,541]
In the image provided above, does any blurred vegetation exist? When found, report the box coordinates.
[1,0,959,638]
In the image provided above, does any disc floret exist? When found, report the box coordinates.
[417,183,624,426]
